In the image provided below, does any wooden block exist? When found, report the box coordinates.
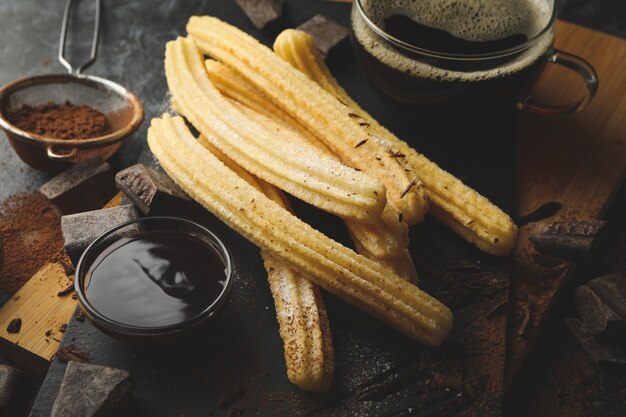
[506,21,626,389]
[0,261,76,377]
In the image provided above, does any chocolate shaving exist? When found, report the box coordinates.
[348,112,362,119]
[59,324,68,333]
[358,122,370,127]
[486,300,508,320]
[74,309,85,321]
[55,344,89,363]
[354,139,368,148]
[400,178,420,199]
[7,318,22,333]
[57,282,75,296]
[217,384,246,409]
[387,150,406,159]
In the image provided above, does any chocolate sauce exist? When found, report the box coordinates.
[84,231,226,328]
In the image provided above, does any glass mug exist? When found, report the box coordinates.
[351,0,598,116]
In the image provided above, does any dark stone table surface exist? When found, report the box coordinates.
[0,1,624,417]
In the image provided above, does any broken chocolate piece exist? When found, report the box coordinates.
[61,204,139,264]
[297,14,350,59]
[6,318,21,334]
[39,157,116,215]
[235,0,283,29]
[586,273,626,322]
[115,164,190,215]
[575,284,626,344]
[529,220,607,259]
[0,364,35,417]
[50,361,134,417]
[565,318,626,368]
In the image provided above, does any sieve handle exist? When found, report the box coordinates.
[58,0,101,75]
[47,146,78,160]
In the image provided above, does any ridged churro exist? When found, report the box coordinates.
[198,135,334,392]
[165,36,385,222]
[148,114,452,346]
[187,16,429,226]
[206,60,410,259]
[273,29,518,256]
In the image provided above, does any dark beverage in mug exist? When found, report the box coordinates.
[351,0,556,109]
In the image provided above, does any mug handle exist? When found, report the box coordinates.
[517,48,599,116]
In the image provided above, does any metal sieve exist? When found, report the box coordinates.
[0,0,143,171]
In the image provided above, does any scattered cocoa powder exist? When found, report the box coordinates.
[6,100,112,139]
[0,192,63,295]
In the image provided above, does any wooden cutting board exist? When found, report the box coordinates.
[506,21,626,388]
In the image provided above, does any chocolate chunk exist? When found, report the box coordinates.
[575,285,626,344]
[235,0,283,29]
[39,157,116,215]
[61,205,139,264]
[115,164,189,215]
[565,318,626,368]
[50,361,134,417]
[0,365,35,417]
[297,14,350,59]
[6,318,21,334]
[586,273,626,322]
[529,220,607,259]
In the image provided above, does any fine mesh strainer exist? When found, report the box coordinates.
[0,0,143,171]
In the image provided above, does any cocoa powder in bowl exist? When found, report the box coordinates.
[6,100,112,139]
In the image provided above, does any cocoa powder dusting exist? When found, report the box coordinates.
[0,192,63,295]
[7,100,112,139]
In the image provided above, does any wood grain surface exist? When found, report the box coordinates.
[506,21,626,388]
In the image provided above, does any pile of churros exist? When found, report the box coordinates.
[149,16,518,392]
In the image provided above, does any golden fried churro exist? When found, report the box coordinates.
[352,239,419,284]
[204,71,411,259]
[148,114,452,346]
[225,96,410,258]
[274,29,518,256]
[187,16,429,226]
[198,136,333,392]
[344,205,409,259]
[165,36,385,222]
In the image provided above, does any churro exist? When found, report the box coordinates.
[165,36,385,222]
[199,135,333,392]
[187,16,429,226]
[274,29,518,256]
[148,114,452,346]
[206,60,410,259]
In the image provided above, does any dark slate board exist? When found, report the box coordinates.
[24,1,517,416]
